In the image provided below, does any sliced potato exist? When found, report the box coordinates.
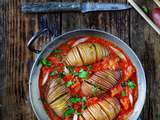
[82,109,95,120]
[88,104,109,120]
[98,100,116,120]
[49,94,69,117]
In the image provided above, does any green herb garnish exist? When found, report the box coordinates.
[39,59,51,67]
[121,82,126,88]
[142,6,150,14]
[81,97,87,111]
[87,65,92,70]
[79,70,88,79]
[69,97,81,103]
[58,72,65,78]
[81,97,87,102]
[52,49,61,55]
[128,80,136,89]
[81,104,86,111]
[92,85,98,96]
[121,91,126,96]
[75,112,82,116]
[64,108,75,117]
[65,81,74,87]
[55,55,61,59]
[66,66,74,73]
[79,68,84,73]
[50,71,56,76]
[73,72,79,76]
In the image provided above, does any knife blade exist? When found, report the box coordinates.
[21,2,132,13]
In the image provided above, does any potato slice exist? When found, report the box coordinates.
[88,104,109,120]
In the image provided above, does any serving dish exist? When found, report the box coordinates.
[28,29,146,120]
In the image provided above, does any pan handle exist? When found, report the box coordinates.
[27,28,48,54]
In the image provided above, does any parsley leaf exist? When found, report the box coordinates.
[79,68,84,73]
[128,80,136,89]
[73,72,79,76]
[69,97,81,103]
[50,71,56,76]
[66,66,74,74]
[121,82,126,88]
[52,49,61,55]
[81,104,86,111]
[58,72,65,78]
[142,6,150,14]
[75,112,82,116]
[79,70,88,79]
[121,91,126,96]
[64,108,75,117]
[39,59,51,67]
[55,55,61,59]
[81,97,87,102]
[65,81,74,87]
[87,65,92,70]
[92,85,98,96]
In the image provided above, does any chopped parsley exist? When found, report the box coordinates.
[73,72,79,76]
[81,97,87,111]
[64,108,75,117]
[69,97,81,103]
[128,80,136,89]
[52,49,61,55]
[50,71,56,76]
[65,81,74,87]
[142,6,150,14]
[121,91,126,96]
[121,82,126,88]
[66,66,74,74]
[87,65,92,70]
[78,69,88,79]
[75,112,82,116]
[81,97,87,102]
[55,55,61,59]
[58,72,65,78]
[39,59,51,67]
[92,85,98,96]
[81,104,86,111]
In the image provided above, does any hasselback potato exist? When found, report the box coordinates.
[81,97,120,120]
[45,78,69,117]
[64,43,109,66]
[81,69,121,96]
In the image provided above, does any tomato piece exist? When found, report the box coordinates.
[66,74,73,81]
[57,67,63,72]
[67,39,76,46]
[111,84,123,97]
[118,109,133,120]
[86,97,98,106]
[123,65,136,81]
[152,8,160,27]
[48,56,60,64]
[120,96,130,110]
[71,82,81,94]
[71,81,80,89]
[74,67,81,72]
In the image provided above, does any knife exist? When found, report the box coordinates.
[21,2,132,13]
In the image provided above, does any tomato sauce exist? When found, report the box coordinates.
[38,36,138,120]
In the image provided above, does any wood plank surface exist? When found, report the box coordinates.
[0,0,160,120]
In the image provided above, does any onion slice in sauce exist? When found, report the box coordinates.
[72,37,88,47]
[42,72,49,86]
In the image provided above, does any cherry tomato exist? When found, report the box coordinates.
[152,8,160,27]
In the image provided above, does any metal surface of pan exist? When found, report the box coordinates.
[28,29,146,120]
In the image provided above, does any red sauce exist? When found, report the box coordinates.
[39,36,138,120]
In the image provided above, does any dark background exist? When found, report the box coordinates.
[0,0,160,120]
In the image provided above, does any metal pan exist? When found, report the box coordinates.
[28,29,146,120]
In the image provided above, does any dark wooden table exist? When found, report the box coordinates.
[0,0,160,120]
